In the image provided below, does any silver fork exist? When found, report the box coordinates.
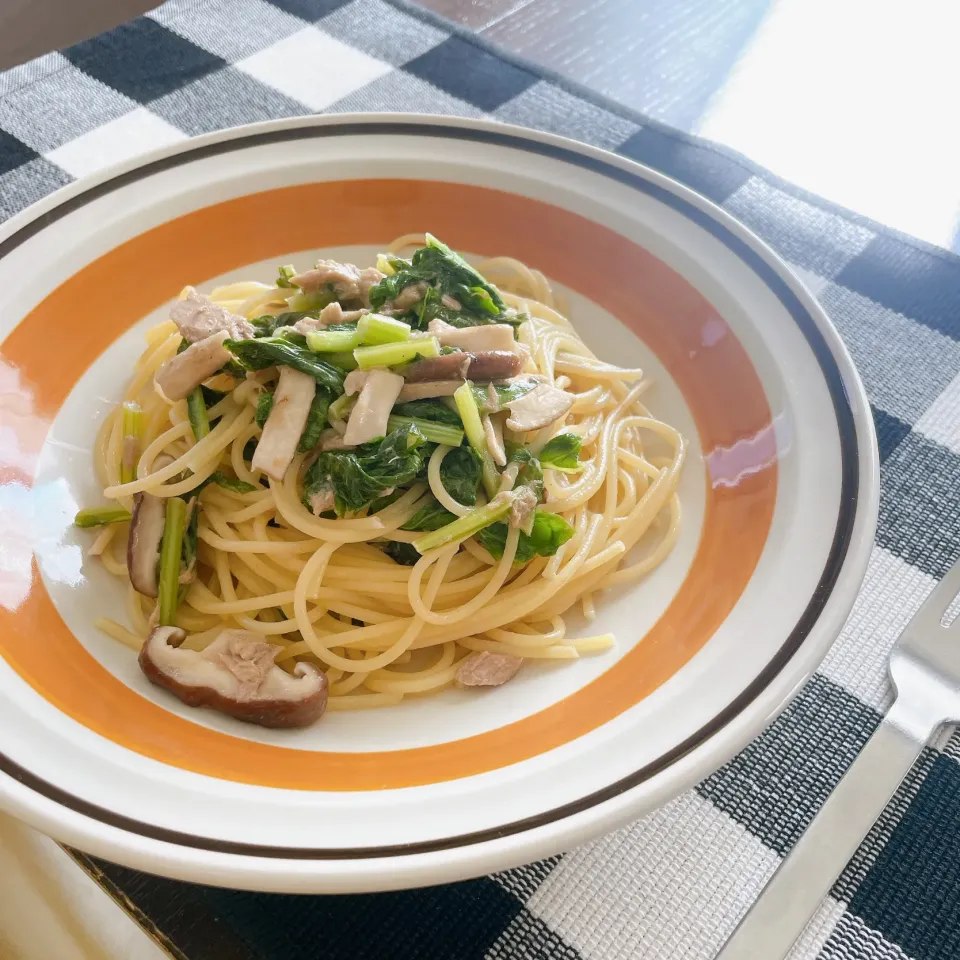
[717,559,960,960]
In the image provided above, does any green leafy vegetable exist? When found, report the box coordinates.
[225,337,344,393]
[242,438,258,462]
[276,264,297,288]
[412,494,514,553]
[392,399,462,426]
[386,415,463,447]
[250,311,316,338]
[472,375,539,414]
[302,423,428,515]
[368,489,404,514]
[287,290,334,312]
[539,433,583,472]
[369,234,506,328]
[400,496,458,532]
[326,351,359,370]
[438,446,482,506]
[477,510,575,565]
[255,391,274,428]
[74,505,131,528]
[298,388,331,453]
[200,385,225,406]
[454,382,499,498]
[209,472,258,494]
[384,541,422,566]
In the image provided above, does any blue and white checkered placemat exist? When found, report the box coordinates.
[4,1,960,958]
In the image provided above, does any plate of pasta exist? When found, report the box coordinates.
[0,115,877,892]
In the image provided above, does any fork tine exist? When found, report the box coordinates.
[908,557,960,634]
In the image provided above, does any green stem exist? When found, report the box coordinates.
[306,329,361,352]
[186,388,210,441]
[454,382,500,497]
[157,497,188,626]
[354,336,440,370]
[120,401,142,484]
[357,313,411,345]
[386,415,464,447]
[74,506,131,528]
[327,351,359,370]
[412,494,513,554]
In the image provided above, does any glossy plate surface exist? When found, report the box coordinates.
[0,115,878,892]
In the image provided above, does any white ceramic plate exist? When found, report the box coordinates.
[0,114,878,893]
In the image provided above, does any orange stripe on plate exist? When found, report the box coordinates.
[0,180,776,790]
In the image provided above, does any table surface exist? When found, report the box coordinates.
[3,0,959,251]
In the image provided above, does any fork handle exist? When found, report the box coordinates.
[716,699,933,960]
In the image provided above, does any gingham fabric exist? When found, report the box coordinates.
[5,1,960,958]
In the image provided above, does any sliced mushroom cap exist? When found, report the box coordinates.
[342,368,404,446]
[396,380,461,402]
[139,626,328,728]
[252,366,316,482]
[127,493,166,597]
[505,383,574,433]
[155,330,232,402]
[427,320,517,354]
[343,369,369,396]
[455,650,523,688]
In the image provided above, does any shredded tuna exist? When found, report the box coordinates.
[170,288,253,343]
[509,485,538,533]
[155,330,232,401]
[291,261,383,306]
[308,484,336,515]
[455,651,523,688]
[385,282,428,313]
[204,631,282,702]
